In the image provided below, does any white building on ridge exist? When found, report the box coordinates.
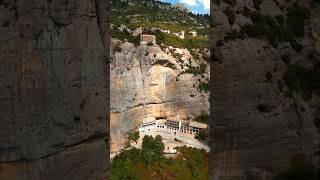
[138,115,207,136]
[138,117,157,133]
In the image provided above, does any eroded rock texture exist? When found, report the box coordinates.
[110,40,210,152]
[211,0,320,179]
[0,0,109,179]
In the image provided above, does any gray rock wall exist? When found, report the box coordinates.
[0,0,109,179]
[211,0,320,179]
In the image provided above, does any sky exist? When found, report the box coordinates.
[160,0,210,14]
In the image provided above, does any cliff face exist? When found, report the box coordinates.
[0,0,109,179]
[211,0,320,179]
[110,39,210,152]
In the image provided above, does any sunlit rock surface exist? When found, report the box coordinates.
[110,39,210,152]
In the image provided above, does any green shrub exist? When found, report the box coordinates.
[287,6,311,38]
[275,15,285,25]
[172,52,183,61]
[124,140,131,148]
[290,40,303,53]
[111,28,140,45]
[253,0,263,11]
[195,111,210,124]
[155,30,208,49]
[190,50,201,60]
[199,82,209,93]
[240,11,306,50]
[284,65,320,99]
[128,130,140,143]
[203,53,210,62]
[195,128,209,143]
[185,63,207,76]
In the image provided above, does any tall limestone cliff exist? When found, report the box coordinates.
[211,0,320,179]
[0,0,109,179]
[110,39,210,153]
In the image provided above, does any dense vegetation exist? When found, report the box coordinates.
[273,154,320,180]
[238,5,310,52]
[110,135,210,180]
[194,111,210,124]
[111,0,209,48]
[128,130,140,143]
[198,82,210,93]
[152,30,208,49]
[111,28,140,45]
[185,63,207,76]
[284,65,320,100]
[111,0,209,31]
[195,128,210,144]
[194,111,210,143]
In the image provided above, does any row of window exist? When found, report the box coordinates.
[142,124,201,134]
[141,125,199,134]
[181,130,197,134]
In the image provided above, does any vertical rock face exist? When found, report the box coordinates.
[211,0,320,179]
[0,0,109,179]
[110,40,210,152]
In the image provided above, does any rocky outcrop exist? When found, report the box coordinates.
[110,40,210,152]
[0,0,109,179]
[211,0,320,179]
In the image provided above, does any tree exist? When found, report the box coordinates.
[142,135,154,151]
[154,135,165,154]
[195,129,209,141]
[110,148,141,180]
[128,131,140,143]
[141,135,165,166]
[195,111,210,124]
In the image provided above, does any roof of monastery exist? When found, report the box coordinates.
[189,121,207,129]
[143,117,156,124]
[167,116,180,122]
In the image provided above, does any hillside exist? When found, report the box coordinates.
[111,0,210,49]
[111,0,209,30]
